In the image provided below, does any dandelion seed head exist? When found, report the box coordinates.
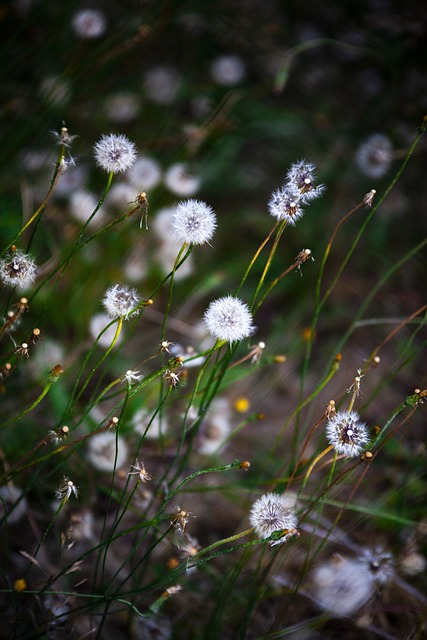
[310,555,374,616]
[55,477,78,501]
[72,9,106,39]
[172,199,217,245]
[355,133,393,178]
[104,92,139,123]
[94,133,137,174]
[204,295,255,343]
[102,284,141,320]
[249,493,298,545]
[359,547,394,585]
[128,155,162,191]
[86,431,128,471]
[286,160,325,201]
[164,162,200,196]
[143,65,181,105]
[210,54,246,86]
[0,249,37,289]
[326,410,369,457]
[268,186,304,224]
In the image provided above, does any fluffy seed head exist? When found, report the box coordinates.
[164,162,200,196]
[355,133,393,178]
[102,284,141,320]
[94,133,137,174]
[0,249,37,289]
[287,160,325,201]
[326,409,369,457]
[249,493,298,545]
[268,186,304,225]
[72,9,106,39]
[310,555,374,616]
[173,199,217,245]
[204,295,254,343]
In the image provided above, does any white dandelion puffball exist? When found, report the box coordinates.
[102,284,141,320]
[210,54,246,86]
[86,431,128,471]
[72,9,106,39]
[0,249,37,289]
[310,556,374,616]
[94,133,137,174]
[249,493,298,545]
[128,156,162,191]
[204,295,254,343]
[326,410,369,457]
[172,199,217,245]
[164,162,200,196]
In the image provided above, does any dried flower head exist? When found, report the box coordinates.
[0,249,37,289]
[72,9,106,39]
[172,199,217,245]
[249,493,298,545]
[204,295,255,343]
[94,133,137,174]
[129,460,152,483]
[355,133,393,178]
[171,507,196,533]
[268,186,304,225]
[55,477,78,501]
[102,284,141,320]
[326,410,369,457]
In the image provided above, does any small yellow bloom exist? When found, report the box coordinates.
[234,396,250,413]
[14,578,27,593]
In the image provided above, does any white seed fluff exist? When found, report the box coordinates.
[204,295,254,343]
[0,250,38,289]
[86,431,128,471]
[326,410,369,457]
[172,199,217,245]
[72,9,106,39]
[268,186,304,225]
[102,284,141,320]
[249,493,298,544]
[94,133,137,174]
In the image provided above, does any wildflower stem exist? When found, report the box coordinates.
[235,220,280,296]
[250,219,287,310]
[0,381,54,430]
[2,145,65,255]
[302,444,334,489]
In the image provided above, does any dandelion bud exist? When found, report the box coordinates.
[0,249,37,289]
[204,295,255,344]
[94,133,137,174]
